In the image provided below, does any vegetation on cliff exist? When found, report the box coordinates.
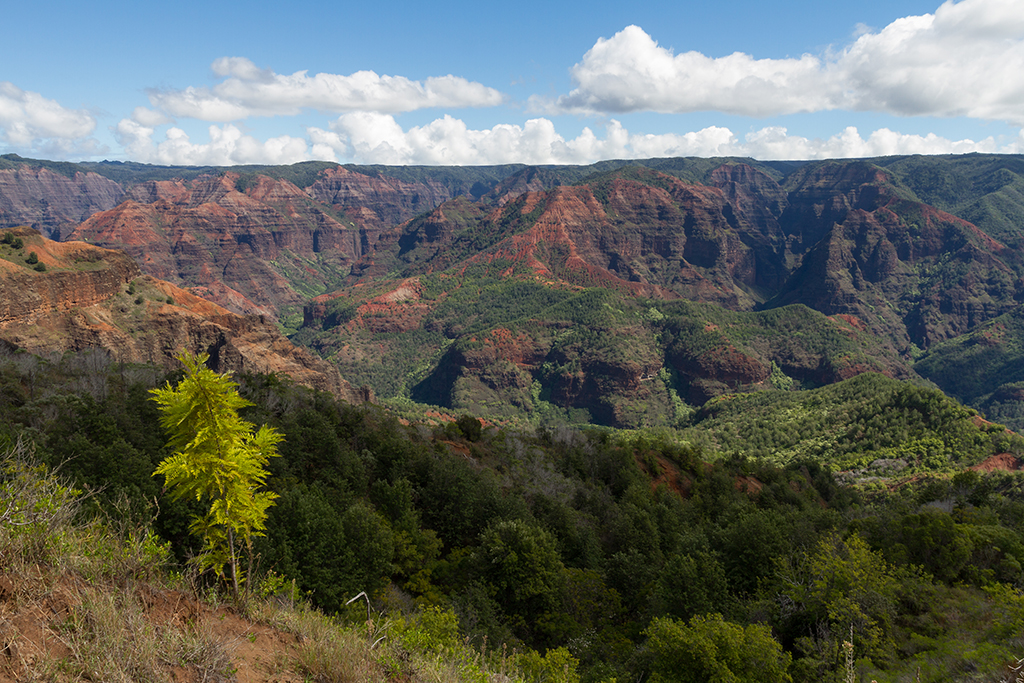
[3,348,1024,682]
[6,154,1024,681]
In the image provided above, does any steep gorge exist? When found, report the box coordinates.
[0,227,361,400]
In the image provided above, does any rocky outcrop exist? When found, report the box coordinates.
[307,166,452,231]
[0,227,140,323]
[379,170,787,309]
[483,166,568,206]
[0,167,124,240]
[710,163,790,291]
[772,195,1018,348]
[70,173,363,316]
[0,228,364,402]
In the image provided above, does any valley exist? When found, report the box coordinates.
[11,152,1016,429]
[4,152,1024,682]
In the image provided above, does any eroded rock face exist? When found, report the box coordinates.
[307,166,452,231]
[70,174,363,316]
[378,170,795,310]
[773,185,1018,349]
[0,168,124,240]
[0,228,363,402]
[0,227,140,323]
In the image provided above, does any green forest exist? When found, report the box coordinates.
[3,345,1024,682]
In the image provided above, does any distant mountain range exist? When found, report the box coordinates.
[3,152,1024,429]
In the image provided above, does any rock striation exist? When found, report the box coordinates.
[0,227,363,401]
[0,167,124,240]
[70,173,364,316]
[307,165,452,230]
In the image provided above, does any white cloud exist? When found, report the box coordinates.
[131,106,172,127]
[544,26,831,117]
[113,118,313,165]
[304,113,1018,165]
[311,113,610,165]
[539,0,1024,125]
[148,57,506,122]
[736,125,1005,159]
[0,82,100,156]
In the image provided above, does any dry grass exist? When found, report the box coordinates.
[251,600,385,683]
[0,441,533,683]
[45,587,233,683]
[0,442,255,682]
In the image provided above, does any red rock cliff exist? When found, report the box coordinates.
[0,227,365,402]
[0,167,124,240]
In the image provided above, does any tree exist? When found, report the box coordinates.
[479,518,567,643]
[645,613,792,683]
[150,351,282,598]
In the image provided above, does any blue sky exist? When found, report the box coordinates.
[2,0,1022,165]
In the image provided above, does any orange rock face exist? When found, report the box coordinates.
[307,166,452,230]
[0,227,363,402]
[69,174,363,316]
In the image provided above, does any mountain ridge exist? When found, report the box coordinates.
[4,153,1024,428]
[0,225,362,400]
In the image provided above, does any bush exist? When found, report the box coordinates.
[456,414,483,441]
[0,439,81,566]
[645,614,792,683]
[26,251,38,265]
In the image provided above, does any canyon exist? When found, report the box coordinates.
[3,153,1024,427]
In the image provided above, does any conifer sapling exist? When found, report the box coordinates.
[150,351,282,598]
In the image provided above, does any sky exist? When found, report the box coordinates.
[2,0,1023,166]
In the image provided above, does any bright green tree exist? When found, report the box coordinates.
[151,351,282,598]
[645,613,792,683]
[803,532,898,663]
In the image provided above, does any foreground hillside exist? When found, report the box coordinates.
[0,441,572,683]
[3,347,1024,682]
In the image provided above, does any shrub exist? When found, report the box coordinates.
[0,439,81,566]
[645,613,792,683]
[456,414,483,441]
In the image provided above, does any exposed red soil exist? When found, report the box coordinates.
[734,475,764,496]
[0,572,304,683]
[647,454,690,497]
[831,313,867,332]
[970,453,1022,472]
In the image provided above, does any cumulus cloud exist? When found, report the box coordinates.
[112,106,1021,166]
[113,118,313,165]
[147,57,506,122]
[0,82,100,156]
[544,26,831,117]
[130,106,172,127]
[539,0,1024,125]
[305,112,1017,165]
